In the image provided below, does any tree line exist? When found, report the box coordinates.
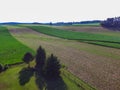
[23,46,61,79]
[101,16,120,29]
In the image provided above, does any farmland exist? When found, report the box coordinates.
[72,23,100,27]
[4,25,120,90]
[27,25,120,49]
[0,26,34,65]
[0,25,95,90]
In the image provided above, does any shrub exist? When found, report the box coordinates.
[23,52,34,67]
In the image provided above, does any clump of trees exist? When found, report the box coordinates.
[22,46,61,79]
[0,45,61,79]
[101,16,120,29]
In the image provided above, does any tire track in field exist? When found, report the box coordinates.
[7,26,120,90]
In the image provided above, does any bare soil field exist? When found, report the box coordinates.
[52,26,115,33]
[7,26,120,90]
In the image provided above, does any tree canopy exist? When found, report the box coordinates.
[45,54,61,79]
[35,46,46,72]
[23,52,34,67]
[101,16,120,29]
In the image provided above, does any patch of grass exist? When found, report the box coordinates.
[61,68,96,90]
[0,64,95,90]
[96,32,120,37]
[0,26,34,65]
[27,25,120,49]
[0,64,38,90]
[72,23,100,27]
[83,41,120,49]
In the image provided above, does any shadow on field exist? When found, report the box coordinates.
[18,67,34,86]
[35,72,45,90]
[35,72,67,90]
[44,77,67,90]
[19,68,67,90]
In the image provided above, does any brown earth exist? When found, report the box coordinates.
[7,26,120,90]
[52,26,115,33]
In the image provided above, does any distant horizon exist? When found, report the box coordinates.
[0,19,102,23]
[0,17,117,23]
[0,0,120,22]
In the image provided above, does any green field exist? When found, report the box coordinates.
[0,63,95,90]
[0,26,34,65]
[27,25,120,49]
[72,23,100,27]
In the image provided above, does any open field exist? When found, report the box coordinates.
[26,25,120,49]
[53,26,120,49]
[72,23,100,27]
[52,25,111,32]
[0,26,33,65]
[0,26,95,90]
[52,25,120,37]
[6,25,120,90]
[0,63,93,90]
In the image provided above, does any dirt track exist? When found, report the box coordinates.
[8,26,120,90]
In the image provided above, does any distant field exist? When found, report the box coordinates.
[27,25,120,49]
[0,26,34,65]
[72,23,100,27]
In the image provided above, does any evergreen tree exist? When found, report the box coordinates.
[23,52,34,67]
[35,46,46,73]
[45,54,61,79]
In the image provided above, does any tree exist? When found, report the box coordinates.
[23,52,34,67]
[0,64,3,73]
[101,16,120,30]
[45,54,61,79]
[35,46,46,73]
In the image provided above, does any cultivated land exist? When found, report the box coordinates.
[0,26,33,65]
[27,25,120,49]
[6,25,120,90]
[0,26,95,90]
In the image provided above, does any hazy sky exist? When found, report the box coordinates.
[0,0,119,22]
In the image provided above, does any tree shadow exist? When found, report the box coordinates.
[45,77,68,90]
[18,67,34,86]
[18,68,67,90]
[35,72,45,90]
[35,72,67,90]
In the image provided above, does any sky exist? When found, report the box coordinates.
[0,0,120,22]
